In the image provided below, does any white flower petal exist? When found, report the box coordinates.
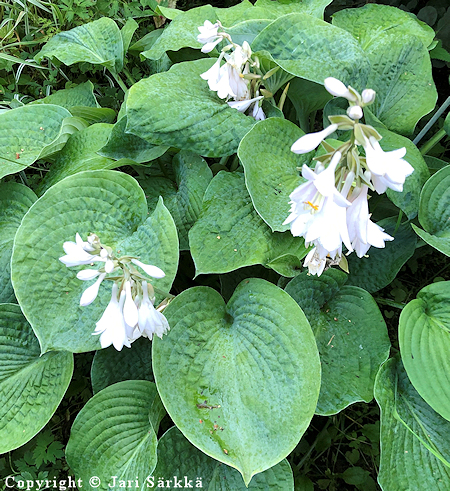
[123,281,139,328]
[291,124,338,154]
[324,77,356,101]
[80,273,106,306]
[77,269,101,281]
[131,259,165,278]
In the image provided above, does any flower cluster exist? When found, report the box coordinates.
[197,20,267,120]
[284,77,414,276]
[60,233,170,350]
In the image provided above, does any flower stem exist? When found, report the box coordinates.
[413,95,450,145]
[373,297,405,309]
[393,210,403,235]
[110,70,128,94]
[419,128,447,155]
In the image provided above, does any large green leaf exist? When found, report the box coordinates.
[98,117,169,164]
[0,104,75,179]
[399,282,450,422]
[332,4,435,50]
[238,117,308,232]
[36,17,124,73]
[11,171,178,353]
[346,217,417,293]
[0,182,37,303]
[362,33,436,135]
[154,426,294,490]
[0,303,73,454]
[126,59,255,157]
[66,380,165,490]
[251,13,370,89]
[254,0,332,19]
[30,81,99,109]
[375,356,450,490]
[375,126,430,219]
[413,165,450,256]
[142,4,216,60]
[91,337,153,394]
[138,151,213,250]
[189,172,308,276]
[37,123,116,195]
[152,279,320,485]
[285,269,390,415]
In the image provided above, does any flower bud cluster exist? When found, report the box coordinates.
[59,233,170,351]
[285,78,414,276]
[197,20,267,120]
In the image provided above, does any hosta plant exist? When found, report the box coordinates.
[1,1,450,489]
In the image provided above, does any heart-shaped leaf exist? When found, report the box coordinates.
[0,303,73,454]
[399,281,450,421]
[66,380,165,488]
[12,170,178,353]
[152,278,320,485]
[285,269,390,415]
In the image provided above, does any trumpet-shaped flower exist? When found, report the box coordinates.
[93,285,130,351]
[59,233,101,267]
[197,20,222,53]
[291,124,338,154]
[137,282,170,340]
[283,152,352,253]
[362,136,414,194]
[123,280,139,328]
[347,186,393,257]
[79,273,106,306]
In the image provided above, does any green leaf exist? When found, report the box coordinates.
[154,426,294,489]
[399,281,450,421]
[375,126,430,219]
[37,123,116,195]
[36,17,124,73]
[285,269,390,415]
[238,117,308,232]
[126,59,255,157]
[142,4,216,60]
[11,171,179,353]
[0,182,37,303]
[362,34,436,135]
[91,337,153,394]
[66,380,165,489]
[0,304,73,454]
[0,104,74,179]
[138,151,213,250]
[153,279,320,485]
[413,165,450,256]
[189,171,307,276]
[375,356,450,490]
[121,18,139,55]
[30,81,99,109]
[69,107,117,125]
[332,4,435,50]
[253,0,332,19]
[224,19,272,46]
[98,117,169,164]
[346,217,417,293]
[251,13,370,89]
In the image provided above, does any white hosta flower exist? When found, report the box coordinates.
[131,259,165,278]
[59,234,101,267]
[79,273,106,306]
[362,136,414,193]
[137,282,170,340]
[123,280,139,328]
[324,77,357,101]
[227,94,263,112]
[252,99,266,121]
[200,56,249,100]
[291,124,338,154]
[347,186,393,257]
[197,20,222,53]
[283,152,352,253]
[347,105,363,120]
[303,246,327,276]
[93,285,130,351]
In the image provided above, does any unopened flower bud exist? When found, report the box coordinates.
[291,124,338,154]
[324,77,357,101]
[347,105,363,120]
[361,89,376,105]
